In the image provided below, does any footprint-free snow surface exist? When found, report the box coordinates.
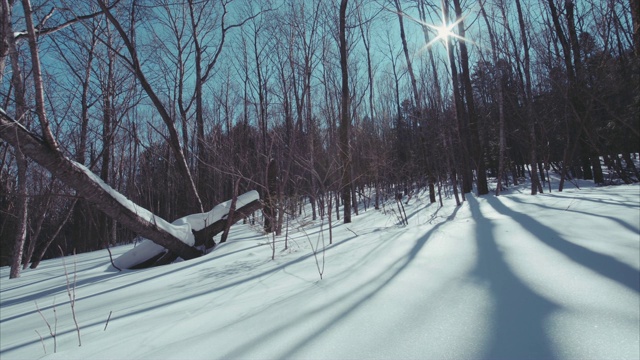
[1,184,639,359]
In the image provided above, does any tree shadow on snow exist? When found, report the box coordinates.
[219,205,462,359]
[467,195,559,360]
[486,196,640,294]
[507,196,640,238]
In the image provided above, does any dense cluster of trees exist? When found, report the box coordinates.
[1,0,638,277]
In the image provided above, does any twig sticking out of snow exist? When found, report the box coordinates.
[35,299,57,353]
[59,246,81,347]
[104,311,113,331]
[35,329,46,354]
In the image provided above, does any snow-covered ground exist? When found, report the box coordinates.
[1,181,639,359]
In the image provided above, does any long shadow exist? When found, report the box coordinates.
[0,253,124,295]
[508,196,640,235]
[467,196,559,360]
[220,206,462,359]
[2,208,464,357]
[487,196,640,293]
[405,201,434,223]
[0,270,129,310]
[0,312,115,355]
[543,191,640,210]
[0,225,364,341]
[0,233,368,354]
[2,240,270,321]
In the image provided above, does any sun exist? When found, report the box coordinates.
[394,2,473,54]
[433,22,457,43]
[419,5,470,50]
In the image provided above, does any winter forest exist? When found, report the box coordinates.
[0,0,638,275]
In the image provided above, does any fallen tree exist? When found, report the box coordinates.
[129,199,263,269]
[1,108,263,263]
[116,193,262,269]
[193,199,263,248]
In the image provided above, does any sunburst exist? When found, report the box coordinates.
[420,4,471,51]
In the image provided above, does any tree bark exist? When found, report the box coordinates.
[443,1,471,197]
[193,199,263,249]
[0,0,10,80]
[22,187,52,269]
[9,150,27,278]
[453,0,488,195]
[515,0,542,195]
[264,159,278,233]
[0,111,202,260]
[339,0,352,223]
[394,0,421,116]
[632,0,640,58]
[220,177,241,244]
[21,0,59,151]
[7,12,28,278]
[478,0,506,196]
[30,199,78,269]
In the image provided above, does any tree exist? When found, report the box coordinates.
[441,0,470,200]
[0,0,208,269]
[453,0,489,195]
[96,0,204,213]
[0,110,202,260]
[514,0,543,194]
[477,0,507,196]
[339,0,352,223]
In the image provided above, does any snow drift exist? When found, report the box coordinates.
[0,184,638,360]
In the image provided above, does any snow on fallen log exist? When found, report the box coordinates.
[113,191,260,269]
[0,110,201,260]
[179,190,259,233]
[72,162,193,244]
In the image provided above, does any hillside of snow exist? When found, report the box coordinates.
[1,182,639,359]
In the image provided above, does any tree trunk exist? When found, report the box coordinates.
[264,159,278,233]
[453,0,488,196]
[30,199,78,269]
[21,0,58,151]
[394,0,421,117]
[443,1,472,196]
[339,0,352,223]
[0,111,202,260]
[22,189,52,269]
[515,0,542,195]
[9,150,27,278]
[7,12,29,278]
[97,0,203,213]
[193,199,263,249]
[220,178,241,244]
[0,0,10,80]
[478,0,506,195]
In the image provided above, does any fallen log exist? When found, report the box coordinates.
[193,199,263,249]
[0,109,202,261]
[129,199,263,269]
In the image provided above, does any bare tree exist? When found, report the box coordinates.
[478,0,507,195]
[514,0,542,194]
[96,0,204,212]
[339,0,352,223]
[453,0,488,195]
[441,0,470,200]
[0,110,202,260]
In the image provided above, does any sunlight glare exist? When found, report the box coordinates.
[419,5,471,52]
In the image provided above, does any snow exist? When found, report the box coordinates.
[72,161,192,245]
[112,191,260,269]
[1,183,638,360]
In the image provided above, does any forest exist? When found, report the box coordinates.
[1,0,638,277]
